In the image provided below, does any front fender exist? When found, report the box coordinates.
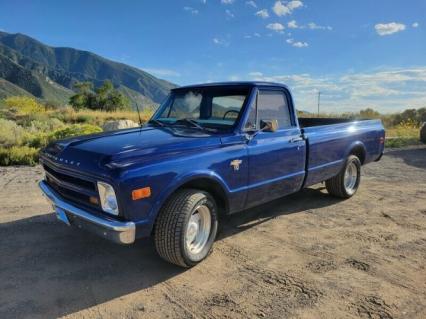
[146,170,231,225]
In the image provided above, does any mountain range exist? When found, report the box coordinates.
[0,31,176,108]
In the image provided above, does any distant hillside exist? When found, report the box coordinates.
[0,31,176,108]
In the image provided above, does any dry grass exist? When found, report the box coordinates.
[386,121,419,138]
[49,107,153,126]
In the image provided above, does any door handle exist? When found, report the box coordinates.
[289,137,304,143]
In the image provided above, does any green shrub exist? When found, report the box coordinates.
[50,124,102,141]
[4,96,45,115]
[0,119,26,147]
[43,100,62,110]
[75,114,93,123]
[28,118,65,132]
[385,137,421,148]
[0,146,39,166]
[25,132,50,148]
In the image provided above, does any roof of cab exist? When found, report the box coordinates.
[173,81,290,90]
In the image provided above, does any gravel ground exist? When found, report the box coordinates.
[0,146,425,319]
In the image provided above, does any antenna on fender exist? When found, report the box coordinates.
[135,103,143,126]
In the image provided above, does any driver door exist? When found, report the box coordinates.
[244,88,306,208]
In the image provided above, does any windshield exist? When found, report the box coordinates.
[151,86,251,130]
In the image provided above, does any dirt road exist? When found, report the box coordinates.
[0,146,425,319]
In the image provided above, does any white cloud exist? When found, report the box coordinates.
[246,1,257,8]
[375,22,406,36]
[246,67,426,113]
[308,22,332,30]
[287,0,303,10]
[272,1,290,16]
[286,38,294,44]
[183,6,199,14]
[213,37,230,46]
[292,41,308,48]
[412,22,419,28]
[143,68,181,77]
[272,0,303,16]
[225,9,235,18]
[288,20,298,29]
[255,9,269,18]
[287,20,332,30]
[229,75,240,81]
[266,23,285,32]
[248,71,263,77]
[221,0,235,4]
[244,32,261,39]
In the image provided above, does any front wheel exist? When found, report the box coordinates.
[326,155,361,198]
[154,189,218,267]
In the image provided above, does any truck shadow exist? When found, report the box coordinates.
[0,187,338,318]
[218,186,340,240]
[0,213,182,319]
[385,146,426,170]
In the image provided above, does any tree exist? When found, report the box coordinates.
[69,81,94,110]
[417,107,426,123]
[69,80,129,111]
[359,108,380,119]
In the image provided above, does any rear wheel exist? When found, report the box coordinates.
[154,189,218,267]
[326,155,361,198]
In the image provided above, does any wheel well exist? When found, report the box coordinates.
[151,178,229,236]
[177,178,229,216]
[350,145,366,164]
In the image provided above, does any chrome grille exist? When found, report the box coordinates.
[43,163,99,209]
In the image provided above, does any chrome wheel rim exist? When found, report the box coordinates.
[185,205,211,255]
[344,162,358,194]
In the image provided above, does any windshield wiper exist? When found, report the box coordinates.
[173,118,218,133]
[174,118,204,129]
[147,119,166,127]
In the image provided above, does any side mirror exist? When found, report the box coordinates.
[260,119,279,132]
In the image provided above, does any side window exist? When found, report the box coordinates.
[257,90,292,129]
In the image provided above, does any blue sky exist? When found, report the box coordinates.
[0,0,425,112]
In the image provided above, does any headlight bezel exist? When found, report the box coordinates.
[97,181,119,216]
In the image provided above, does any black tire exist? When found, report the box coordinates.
[325,155,361,198]
[154,189,218,267]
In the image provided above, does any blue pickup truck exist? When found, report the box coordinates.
[39,82,385,267]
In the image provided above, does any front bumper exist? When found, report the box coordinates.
[39,180,136,244]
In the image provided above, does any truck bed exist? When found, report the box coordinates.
[299,118,385,188]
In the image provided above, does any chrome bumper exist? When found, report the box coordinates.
[38,180,135,244]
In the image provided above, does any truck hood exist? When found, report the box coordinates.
[41,127,223,174]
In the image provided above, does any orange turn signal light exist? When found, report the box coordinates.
[132,187,151,200]
[89,196,99,205]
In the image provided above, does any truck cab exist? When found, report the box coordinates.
[39,82,385,267]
